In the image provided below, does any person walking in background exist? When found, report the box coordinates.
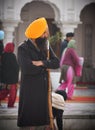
[52,90,67,130]
[58,40,82,100]
[17,17,59,129]
[1,42,19,108]
[60,32,74,58]
[0,30,4,106]
[0,30,4,57]
[0,30,4,82]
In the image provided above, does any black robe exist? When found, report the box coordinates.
[17,39,59,127]
[1,52,19,84]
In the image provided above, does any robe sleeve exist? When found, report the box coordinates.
[17,45,45,75]
[42,46,59,69]
[70,48,80,66]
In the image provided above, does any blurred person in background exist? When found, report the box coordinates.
[60,32,74,58]
[1,42,19,108]
[58,40,82,100]
[0,30,4,106]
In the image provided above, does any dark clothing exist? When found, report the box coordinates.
[52,90,67,130]
[1,52,19,84]
[0,41,4,82]
[60,39,68,58]
[0,41,4,56]
[0,43,19,107]
[53,107,63,130]
[17,39,59,127]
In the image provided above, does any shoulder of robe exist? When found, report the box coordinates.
[18,39,28,47]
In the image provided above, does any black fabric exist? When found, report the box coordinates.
[52,90,67,130]
[0,41,4,56]
[52,107,63,130]
[17,39,59,127]
[55,90,67,101]
[60,40,68,57]
[0,83,7,90]
[0,41,4,82]
[66,32,74,37]
[1,52,19,84]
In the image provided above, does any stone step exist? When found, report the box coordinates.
[0,71,95,130]
[0,102,95,130]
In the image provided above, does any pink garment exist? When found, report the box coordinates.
[0,89,9,100]
[57,66,74,98]
[8,84,17,107]
[75,66,82,76]
[59,48,84,99]
[0,84,17,107]
[60,48,80,71]
[75,57,84,76]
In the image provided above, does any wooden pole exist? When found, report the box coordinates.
[47,41,54,130]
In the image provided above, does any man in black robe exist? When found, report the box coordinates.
[17,17,59,129]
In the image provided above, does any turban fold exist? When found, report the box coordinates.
[25,17,48,39]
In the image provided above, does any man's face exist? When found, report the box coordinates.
[41,27,49,39]
[35,27,49,51]
[35,37,47,46]
[67,37,73,42]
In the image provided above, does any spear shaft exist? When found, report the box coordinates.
[47,41,54,130]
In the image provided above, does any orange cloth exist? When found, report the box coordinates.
[25,17,48,39]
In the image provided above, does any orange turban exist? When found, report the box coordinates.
[25,17,48,39]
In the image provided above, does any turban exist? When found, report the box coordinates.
[0,30,4,40]
[25,17,48,39]
[4,42,14,53]
[67,39,76,49]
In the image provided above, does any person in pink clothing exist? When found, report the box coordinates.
[57,39,82,100]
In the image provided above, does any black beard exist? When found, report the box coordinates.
[35,37,47,52]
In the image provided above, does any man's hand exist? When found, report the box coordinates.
[32,61,44,66]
